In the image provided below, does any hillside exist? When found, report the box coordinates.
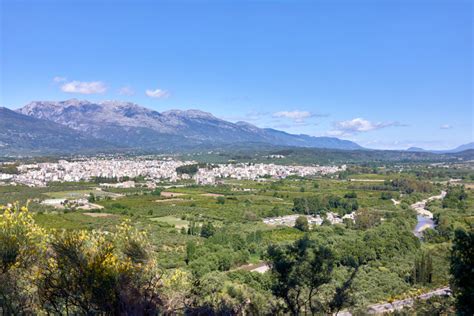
[0,107,113,155]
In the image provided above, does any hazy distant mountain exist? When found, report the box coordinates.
[448,142,474,153]
[16,99,363,151]
[406,147,426,152]
[0,107,112,155]
[406,142,474,154]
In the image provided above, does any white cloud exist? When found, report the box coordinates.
[273,110,313,123]
[329,118,402,136]
[145,88,169,98]
[440,124,452,129]
[53,76,67,83]
[118,86,135,96]
[61,80,107,94]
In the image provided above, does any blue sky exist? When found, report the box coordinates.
[1,0,472,149]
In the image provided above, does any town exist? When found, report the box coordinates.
[1,158,346,187]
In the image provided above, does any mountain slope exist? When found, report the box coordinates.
[0,107,112,155]
[448,142,474,153]
[17,99,363,150]
[406,142,474,154]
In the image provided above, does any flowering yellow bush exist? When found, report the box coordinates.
[0,203,47,272]
[0,204,168,314]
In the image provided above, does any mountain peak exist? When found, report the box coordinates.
[162,109,216,120]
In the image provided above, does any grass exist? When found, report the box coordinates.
[150,215,189,229]
[33,211,121,230]
[45,189,120,199]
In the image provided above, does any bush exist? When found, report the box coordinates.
[294,216,309,232]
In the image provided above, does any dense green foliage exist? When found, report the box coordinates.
[293,195,358,216]
[176,164,200,175]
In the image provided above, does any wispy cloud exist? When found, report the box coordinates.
[440,124,452,130]
[53,76,67,83]
[145,88,169,98]
[60,80,107,94]
[328,118,404,136]
[118,86,135,96]
[272,110,315,123]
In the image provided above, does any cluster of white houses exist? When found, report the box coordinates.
[263,212,356,227]
[1,158,346,187]
[195,163,346,185]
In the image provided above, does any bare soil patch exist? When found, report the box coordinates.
[161,191,186,197]
[83,212,114,218]
[155,198,186,203]
[200,193,224,197]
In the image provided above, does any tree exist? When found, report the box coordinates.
[216,196,226,205]
[443,186,468,209]
[380,192,393,200]
[200,222,216,238]
[88,192,96,203]
[411,252,433,285]
[267,236,335,315]
[344,192,357,199]
[355,210,381,230]
[450,229,474,315]
[294,216,309,232]
[176,164,199,175]
[151,188,162,196]
[188,220,200,236]
[185,241,196,265]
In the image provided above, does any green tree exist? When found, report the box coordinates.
[267,236,335,315]
[411,252,433,285]
[344,192,357,199]
[380,192,393,200]
[88,192,96,203]
[151,188,162,196]
[450,229,474,315]
[200,222,216,238]
[294,216,309,232]
[185,240,196,265]
[216,196,226,204]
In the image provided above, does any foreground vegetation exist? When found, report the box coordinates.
[0,163,473,314]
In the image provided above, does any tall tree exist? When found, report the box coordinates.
[450,229,474,316]
[267,236,334,315]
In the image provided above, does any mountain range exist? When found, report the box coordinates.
[4,99,361,154]
[0,107,113,155]
[1,99,471,156]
